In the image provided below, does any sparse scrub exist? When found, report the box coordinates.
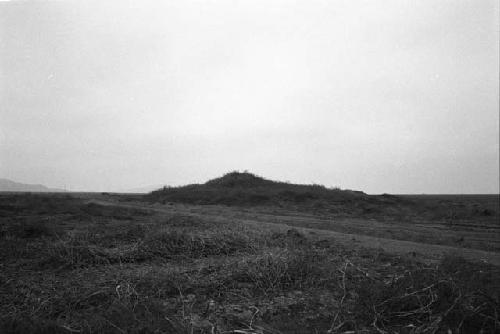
[1,219,63,239]
[0,238,31,261]
[45,235,116,268]
[268,228,309,248]
[1,190,499,334]
[230,248,331,293]
[81,203,152,220]
[163,214,213,230]
[329,255,500,333]
[138,229,256,260]
[40,230,150,268]
[88,223,148,247]
[0,194,84,216]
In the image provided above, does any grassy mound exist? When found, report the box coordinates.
[146,172,499,222]
[147,171,373,208]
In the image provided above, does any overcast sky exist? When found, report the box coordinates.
[0,0,498,193]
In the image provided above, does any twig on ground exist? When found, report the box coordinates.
[249,306,260,329]
[60,324,82,333]
[104,318,126,334]
[328,260,349,333]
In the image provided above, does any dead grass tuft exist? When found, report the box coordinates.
[230,248,331,293]
[137,230,256,260]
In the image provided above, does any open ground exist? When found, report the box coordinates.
[1,173,499,333]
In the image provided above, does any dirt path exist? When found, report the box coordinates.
[92,199,500,266]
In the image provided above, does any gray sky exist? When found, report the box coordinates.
[1,0,499,193]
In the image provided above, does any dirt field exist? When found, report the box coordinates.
[0,192,499,333]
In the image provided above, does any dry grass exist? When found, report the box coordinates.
[0,193,499,333]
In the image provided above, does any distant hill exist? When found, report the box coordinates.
[0,178,66,192]
[118,184,172,193]
[146,172,400,215]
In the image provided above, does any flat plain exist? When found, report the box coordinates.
[1,173,499,333]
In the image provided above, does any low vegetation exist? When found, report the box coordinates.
[148,171,371,209]
[147,172,498,222]
[0,178,499,333]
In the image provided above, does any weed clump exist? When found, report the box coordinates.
[336,255,500,333]
[137,230,255,259]
[45,236,114,268]
[269,228,309,248]
[230,248,331,293]
[41,231,145,268]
